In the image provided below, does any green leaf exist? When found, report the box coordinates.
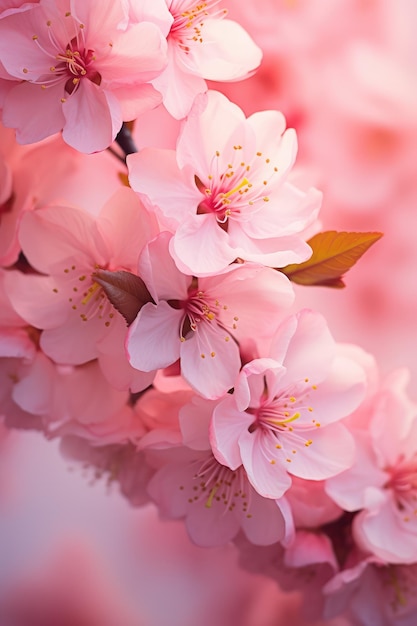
[280,230,383,288]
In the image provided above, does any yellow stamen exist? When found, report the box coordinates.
[81,282,100,305]
[222,177,250,199]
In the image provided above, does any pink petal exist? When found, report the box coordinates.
[152,40,206,119]
[71,0,129,41]
[325,431,387,512]
[4,272,69,329]
[189,20,262,81]
[234,358,285,412]
[137,231,190,302]
[239,427,292,499]
[3,81,65,144]
[127,301,182,371]
[172,213,237,276]
[62,82,120,153]
[127,148,201,225]
[19,206,100,274]
[278,310,335,386]
[0,327,35,359]
[0,7,52,79]
[180,320,241,399]
[110,83,162,120]
[97,22,167,82]
[186,502,240,547]
[227,224,313,267]
[40,311,110,364]
[354,495,417,564]
[177,90,245,173]
[282,422,356,481]
[239,491,289,546]
[129,0,173,36]
[12,351,54,415]
[179,396,215,451]
[309,354,367,424]
[246,111,289,163]
[97,187,158,270]
[210,395,255,470]
[203,264,294,342]
[238,183,321,239]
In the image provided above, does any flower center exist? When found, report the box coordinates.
[26,13,104,99]
[249,378,320,465]
[180,454,252,517]
[169,0,227,52]
[380,564,417,613]
[55,44,101,94]
[52,263,116,328]
[168,281,239,359]
[196,147,280,228]
[386,456,417,524]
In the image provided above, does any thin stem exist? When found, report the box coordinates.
[115,123,138,156]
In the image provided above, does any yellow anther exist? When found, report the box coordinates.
[81,282,100,305]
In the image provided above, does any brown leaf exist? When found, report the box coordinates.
[93,269,153,325]
[280,230,383,288]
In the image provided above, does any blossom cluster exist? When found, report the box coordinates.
[1,1,416,625]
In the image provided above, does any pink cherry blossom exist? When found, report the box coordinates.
[0,0,168,152]
[324,555,417,626]
[235,529,340,623]
[210,309,366,499]
[134,386,192,450]
[150,0,262,119]
[128,90,321,275]
[0,327,39,429]
[126,231,294,399]
[147,393,293,547]
[0,130,123,268]
[285,475,342,529]
[326,369,417,564]
[3,346,132,442]
[6,188,158,365]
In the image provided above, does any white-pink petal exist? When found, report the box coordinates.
[127,301,183,371]
[210,395,253,470]
[62,82,119,153]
